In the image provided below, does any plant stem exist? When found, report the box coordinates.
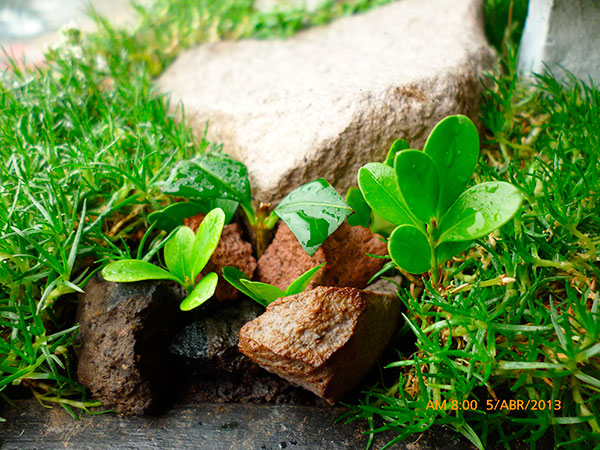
[427,222,439,287]
[252,203,275,258]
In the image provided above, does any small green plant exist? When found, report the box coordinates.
[102,208,225,311]
[222,263,325,307]
[357,115,523,285]
[162,153,352,256]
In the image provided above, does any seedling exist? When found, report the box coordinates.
[222,263,326,307]
[161,153,351,256]
[102,208,225,311]
[358,115,523,285]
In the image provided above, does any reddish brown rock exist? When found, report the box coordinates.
[185,214,257,301]
[238,286,401,404]
[76,275,183,414]
[255,222,387,291]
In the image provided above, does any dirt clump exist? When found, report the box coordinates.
[255,222,387,290]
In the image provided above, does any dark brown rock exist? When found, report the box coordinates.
[76,275,183,414]
[255,222,387,291]
[185,214,257,301]
[238,286,401,404]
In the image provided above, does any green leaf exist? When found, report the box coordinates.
[274,179,352,256]
[162,153,253,217]
[357,163,421,230]
[180,272,218,311]
[345,187,371,227]
[434,241,472,263]
[222,266,271,307]
[240,279,285,306]
[285,262,326,296]
[424,115,479,213]
[102,260,180,283]
[384,138,409,167]
[148,200,237,232]
[191,208,225,279]
[164,226,195,283]
[437,181,523,243]
[394,150,440,223]
[388,225,432,274]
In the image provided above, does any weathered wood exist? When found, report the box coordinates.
[0,400,476,449]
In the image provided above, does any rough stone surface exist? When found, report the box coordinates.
[518,0,600,84]
[159,0,494,203]
[171,298,322,404]
[255,222,388,291]
[366,275,403,296]
[184,214,257,301]
[76,274,183,415]
[170,298,263,374]
[239,286,401,403]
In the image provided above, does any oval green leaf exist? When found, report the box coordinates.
[437,181,523,243]
[388,225,432,274]
[357,163,422,230]
[102,260,180,283]
[162,153,253,216]
[180,272,218,311]
[164,226,196,282]
[274,179,352,256]
[394,150,440,223]
[424,115,479,214]
[345,187,371,228]
[240,279,285,306]
[384,138,409,167]
[191,208,225,279]
[148,202,209,232]
[285,262,326,296]
[148,200,237,232]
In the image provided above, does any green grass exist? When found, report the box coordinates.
[6,1,596,448]
[340,52,600,449]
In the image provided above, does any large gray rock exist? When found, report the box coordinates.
[159,0,494,204]
[518,0,600,84]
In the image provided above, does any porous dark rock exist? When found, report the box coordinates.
[171,299,321,404]
[185,214,257,301]
[170,298,263,374]
[238,286,401,404]
[255,222,387,291]
[76,275,183,415]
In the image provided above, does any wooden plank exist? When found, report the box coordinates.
[0,400,476,449]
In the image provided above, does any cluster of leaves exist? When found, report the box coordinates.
[341,61,600,448]
[352,115,522,286]
[102,208,225,311]
[161,153,352,256]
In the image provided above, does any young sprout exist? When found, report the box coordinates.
[102,208,225,311]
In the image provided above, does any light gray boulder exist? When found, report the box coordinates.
[518,0,600,84]
[159,0,494,204]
